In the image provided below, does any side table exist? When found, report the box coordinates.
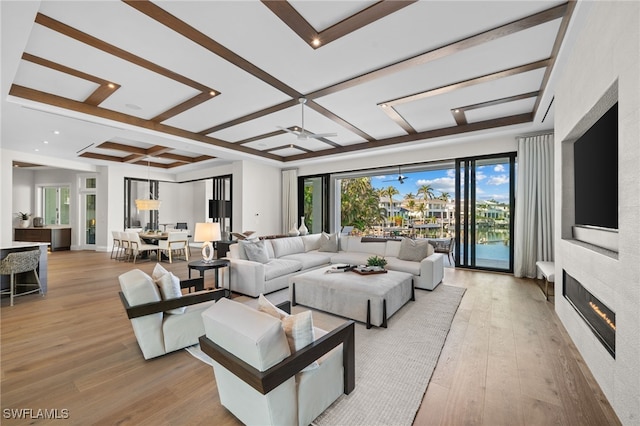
[187,259,231,297]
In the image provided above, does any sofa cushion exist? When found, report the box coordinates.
[301,234,322,252]
[241,239,270,263]
[385,257,422,275]
[280,252,331,269]
[264,259,303,281]
[385,240,402,258]
[343,236,386,256]
[398,238,434,262]
[271,236,305,258]
[318,232,338,252]
[330,252,370,266]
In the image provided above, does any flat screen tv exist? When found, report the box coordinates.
[209,199,231,219]
[573,102,618,230]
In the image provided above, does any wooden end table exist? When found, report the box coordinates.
[187,259,230,296]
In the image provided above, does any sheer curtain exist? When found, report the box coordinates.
[282,169,298,235]
[514,134,554,278]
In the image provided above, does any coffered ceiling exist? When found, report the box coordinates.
[2,1,577,171]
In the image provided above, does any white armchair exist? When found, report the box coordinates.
[118,268,225,359]
[199,298,355,426]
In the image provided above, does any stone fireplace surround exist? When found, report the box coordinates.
[554,1,639,424]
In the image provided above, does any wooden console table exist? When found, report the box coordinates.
[14,227,71,251]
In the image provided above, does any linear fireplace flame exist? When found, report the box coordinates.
[563,270,615,358]
[589,301,616,331]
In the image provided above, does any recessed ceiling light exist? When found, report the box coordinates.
[311,38,321,47]
[53,130,60,135]
[43,140,49,144]
[108,83,116,89]
[209,90,216,96]
[454,109,460,113]
[125,103,141,110]
[34,148,39,152]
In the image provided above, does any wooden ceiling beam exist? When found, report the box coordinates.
[9,84,284,162]
[284,113,533,161]
[261,0,416,49]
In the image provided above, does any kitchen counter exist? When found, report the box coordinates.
[14,227,71,251]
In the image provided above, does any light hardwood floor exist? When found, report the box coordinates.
[1,251,620,425]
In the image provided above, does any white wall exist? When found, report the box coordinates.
[554,1,640,423]
[11,168,34,229]
[234,160,282,236]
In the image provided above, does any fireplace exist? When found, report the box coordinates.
[563,271,616,358]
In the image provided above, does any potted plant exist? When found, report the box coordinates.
[366,255,387,269]
[16,212,31,228]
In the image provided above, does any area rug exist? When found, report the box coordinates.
[186,284,465,426]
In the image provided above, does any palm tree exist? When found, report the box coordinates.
[439,191,450,202]
[404,192,416,201]
[417,184,435,200]
[340,177,385,232]
[383,185,399,223]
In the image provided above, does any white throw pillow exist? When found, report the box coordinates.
[151,263,170,280]
[257,294,289,320]
[258,295,318,371]
[397,238,434,262]
[154,272,185,314]
[281,311,319,371]
[240,240,270,263]
[318,232,338,253]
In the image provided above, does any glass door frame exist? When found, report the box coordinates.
[455,152,516,273]
[78,174,96,249]
[298,174,329,234]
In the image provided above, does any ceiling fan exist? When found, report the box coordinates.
[383,166,409,184]
[278,98,337,140]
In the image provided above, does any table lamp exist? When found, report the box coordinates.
[194,222,221,263]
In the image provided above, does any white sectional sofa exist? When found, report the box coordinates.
[226,234,444,297]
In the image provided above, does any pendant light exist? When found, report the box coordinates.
[135,158,161,210]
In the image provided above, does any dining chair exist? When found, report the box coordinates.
[128,232,158,264]
[119,231,131,261]
[111,230,122,260]
[158,232,189,263]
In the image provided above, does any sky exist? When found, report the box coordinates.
[370,161,511,203]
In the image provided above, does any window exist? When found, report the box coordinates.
[43,186,70,226]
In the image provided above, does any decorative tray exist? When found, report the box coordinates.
[352,266,387,275]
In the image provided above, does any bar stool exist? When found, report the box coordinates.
[0,250,43,306]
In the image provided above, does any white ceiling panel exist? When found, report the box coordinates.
[2,0,583,169]
[13,60,98,102]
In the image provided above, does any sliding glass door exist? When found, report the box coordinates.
[455,153,515,272]
[298,175,328,234]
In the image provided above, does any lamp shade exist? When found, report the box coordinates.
[194,222,221,243]
[135,199,162,210]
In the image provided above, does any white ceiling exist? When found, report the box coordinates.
[1,1,581,174]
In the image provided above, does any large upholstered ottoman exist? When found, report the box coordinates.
[289,266,414,328]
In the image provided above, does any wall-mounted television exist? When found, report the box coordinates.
[573,102,618,230]
[209,199,231,219]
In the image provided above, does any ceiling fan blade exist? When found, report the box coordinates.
[308,132,337,138]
